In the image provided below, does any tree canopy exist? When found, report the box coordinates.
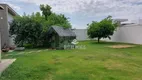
[40,4,52,20]
[87,16,118,43]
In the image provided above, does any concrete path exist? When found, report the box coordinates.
[0,59,16,75]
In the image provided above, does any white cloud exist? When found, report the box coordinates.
[1,1,21,10]
[19,0,85,13]
[18,0,142,21]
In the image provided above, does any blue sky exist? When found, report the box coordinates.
[1,0,142,29]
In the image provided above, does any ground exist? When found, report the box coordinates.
[0,41,142,80]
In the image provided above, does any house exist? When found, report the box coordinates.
[47,26,76,49]
[0,4,18,49]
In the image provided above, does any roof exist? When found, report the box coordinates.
[49,26,76,37]
[0,5,4,10]
[121,23,135,26]
[120,23,142,27]
[113,19,128,22]
[0,4,18,16]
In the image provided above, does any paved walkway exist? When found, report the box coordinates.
[0,59,16,76]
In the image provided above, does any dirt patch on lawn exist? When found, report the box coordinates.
[104,59,124,70]
[108,45,135,49]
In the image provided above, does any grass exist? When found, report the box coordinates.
[0,41,142,80]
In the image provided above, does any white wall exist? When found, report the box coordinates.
[7,12,13,30]
[7,12,15,46]
[73,29,89,41]
[102,24,142,44]
[7,12,13,22]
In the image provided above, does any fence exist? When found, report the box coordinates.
[102,24,142,44]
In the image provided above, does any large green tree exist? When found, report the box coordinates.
[87,16,118,43]
[40,4,52,20]
[10,15,43,47]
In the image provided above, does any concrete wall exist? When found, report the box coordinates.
[0,4,10,48]
[0,32,2,62]
[102,24,142,44]
[72,29,89,41]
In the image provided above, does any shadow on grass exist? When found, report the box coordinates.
[90,41,119,45]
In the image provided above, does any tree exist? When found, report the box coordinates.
[45,13,71,29]
[87,16,118,43]
[10,15,43,47]
[40,4,52,20]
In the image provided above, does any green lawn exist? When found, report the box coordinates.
[0,41,142,80]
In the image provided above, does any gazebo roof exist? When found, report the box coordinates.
[48,26,76,37]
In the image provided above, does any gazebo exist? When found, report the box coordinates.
[47,26,76,49]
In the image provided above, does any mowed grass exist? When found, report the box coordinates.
[0,41,142,80]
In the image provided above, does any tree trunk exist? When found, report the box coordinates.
[98,38,100,43]
[45,15,47,20]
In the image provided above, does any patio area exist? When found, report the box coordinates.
[0,59,16,75]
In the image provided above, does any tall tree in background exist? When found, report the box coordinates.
[87,16,118,43]
[40,4,52,20]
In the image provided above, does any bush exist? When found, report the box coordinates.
[23,44,34,48]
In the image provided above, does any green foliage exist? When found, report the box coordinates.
[87,16,118,43]
[30,12,71,31]
[40,4,52,20]
[23,43,34,48]
[10,15,43,47]
[10,4,72,47]
[45,13,71,30]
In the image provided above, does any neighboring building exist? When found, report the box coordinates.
[47,26,76,49]
[0,4,18,48]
